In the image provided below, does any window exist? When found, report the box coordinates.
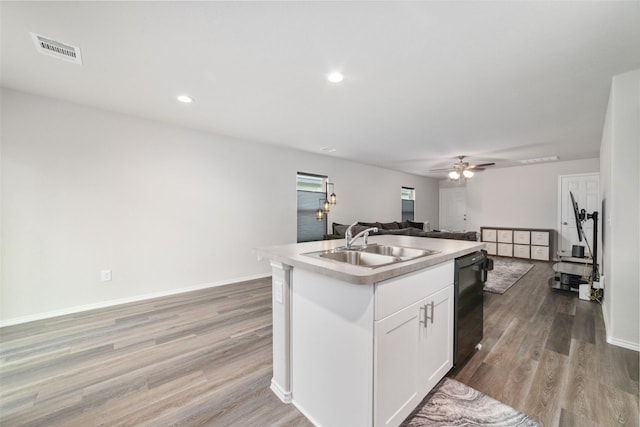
[401,187,415,222]
[297,173,327,242]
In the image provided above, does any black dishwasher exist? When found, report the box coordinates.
[454,250,491,366]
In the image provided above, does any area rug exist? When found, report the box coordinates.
[402,378,539,426]
[484,259,534,294]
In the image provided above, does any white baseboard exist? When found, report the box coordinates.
[270,378,292,403]
[0,273,270,328]
[606,336,640,352]
[601,303,639,351]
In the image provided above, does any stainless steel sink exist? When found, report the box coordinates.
[318,250,399,267]
[360,244,440,260]
[303,244,439,268]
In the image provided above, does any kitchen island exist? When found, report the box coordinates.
[257,235,484,427]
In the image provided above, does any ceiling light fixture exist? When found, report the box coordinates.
[177,95,193,103]
[327,71,344,83]
[437,156,495,184]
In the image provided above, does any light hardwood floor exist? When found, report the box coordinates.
[1,262,638,426]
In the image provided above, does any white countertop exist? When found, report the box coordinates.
[257,235,485,284]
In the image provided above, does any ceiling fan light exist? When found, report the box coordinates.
[449,171,460,180]
[463,170,474,178]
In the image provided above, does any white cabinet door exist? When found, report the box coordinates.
[375,284,454,427]
[374,301,421,427]
[417,285,454,395]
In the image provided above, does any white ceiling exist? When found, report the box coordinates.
[2,1,639,177]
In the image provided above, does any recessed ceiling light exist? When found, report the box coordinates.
[177,95,193,103]
[327,72,344,83]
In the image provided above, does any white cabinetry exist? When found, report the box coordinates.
[288,262,454,427]
[481,227,553,261]
[374,266,453,427]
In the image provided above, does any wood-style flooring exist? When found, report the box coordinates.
[1,261,638,426]
[450,260,639,427]
[0,278,310,426]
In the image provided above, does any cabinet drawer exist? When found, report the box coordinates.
[513,231,530,245]
[485,242,497,255]
[482,229,497,242]
[513,244,530,259]
[531,231,549,246]
[497,230,513,243]
[497,243,513,257]
[375,261,454,320]
[531,246,550,261]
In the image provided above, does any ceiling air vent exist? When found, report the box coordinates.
[30,32,82,64]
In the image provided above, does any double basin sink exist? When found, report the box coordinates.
[304,244,440,268]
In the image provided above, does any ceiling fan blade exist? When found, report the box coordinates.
[466,162,495,169]
[429,167,453,172]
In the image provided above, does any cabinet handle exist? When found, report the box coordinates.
[420,302,435,327]
[425,301,435,324]
[419,304,427,327]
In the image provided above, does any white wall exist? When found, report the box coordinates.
[599,69,640,351]
[461,158,599,231]
[0,88,438,324]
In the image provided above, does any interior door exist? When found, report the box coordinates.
[558,174,600,258]
[439,187,467,231]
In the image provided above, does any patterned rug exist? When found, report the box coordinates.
[484,258,534,294]
[403,378,539,426]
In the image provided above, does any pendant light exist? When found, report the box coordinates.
[328,182,337,205]
[316,198,325,221]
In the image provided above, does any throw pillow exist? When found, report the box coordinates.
[406,220,424,230]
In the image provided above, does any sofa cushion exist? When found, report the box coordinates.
[379,222,400,230]
[358,221,382,228]
[332,223,372,237]
[332,222,347,236]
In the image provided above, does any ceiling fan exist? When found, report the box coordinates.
[430,156,495,181]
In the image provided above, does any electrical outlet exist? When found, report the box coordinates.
[101,270,112,281]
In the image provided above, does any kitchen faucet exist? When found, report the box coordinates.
[345,221,379,249]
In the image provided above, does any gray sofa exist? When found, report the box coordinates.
[327,221,478,241]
